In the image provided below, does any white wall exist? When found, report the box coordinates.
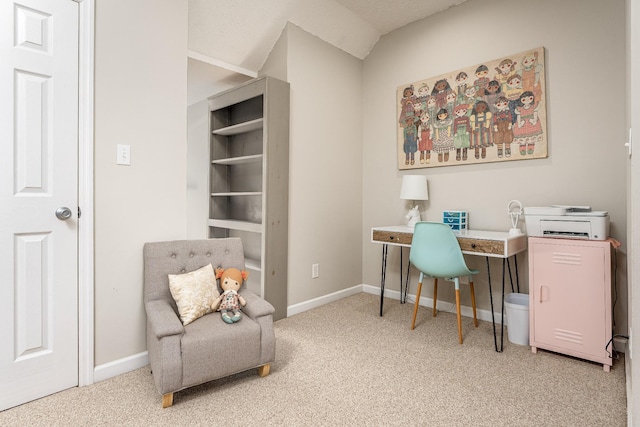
[94,0,188,365]
[362,0,628,333]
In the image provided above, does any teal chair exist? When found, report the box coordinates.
[410,222,480,344]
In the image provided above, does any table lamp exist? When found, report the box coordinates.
[400,175,428,227]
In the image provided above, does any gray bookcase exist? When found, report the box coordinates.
[208,76,289,320]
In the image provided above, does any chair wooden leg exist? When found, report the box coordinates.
[411,281,423,330]
[455,289,463,344]
[258,364,271,377]
[432,278,438,317]
[469,281,478,327]
[162,393,174,408]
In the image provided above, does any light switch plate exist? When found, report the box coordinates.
[117,144,131,165]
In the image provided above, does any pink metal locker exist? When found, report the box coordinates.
[528,237,612,371]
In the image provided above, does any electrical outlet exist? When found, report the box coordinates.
[312,263,319,279]
[117,144,131,165]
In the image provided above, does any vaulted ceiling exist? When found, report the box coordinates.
[187,0,469,104]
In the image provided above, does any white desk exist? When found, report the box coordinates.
[371,225,527,352]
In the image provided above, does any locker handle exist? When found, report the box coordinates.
[539,285,547,303]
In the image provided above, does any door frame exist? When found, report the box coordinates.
[78,0,95,387]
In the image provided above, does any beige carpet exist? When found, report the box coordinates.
[0,293,626,426]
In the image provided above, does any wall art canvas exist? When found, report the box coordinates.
[397,47,547,169]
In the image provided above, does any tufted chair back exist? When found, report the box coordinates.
[143,238,245,313]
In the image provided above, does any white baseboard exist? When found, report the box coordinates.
[361,283,505,324]
[287,285,364,317]
[93,351,149,383]
[287,284,505,324]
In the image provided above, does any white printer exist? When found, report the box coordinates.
[524,205,610,240]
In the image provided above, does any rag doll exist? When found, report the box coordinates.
[213,267,248,324]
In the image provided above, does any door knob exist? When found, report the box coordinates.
[55,207,72,220]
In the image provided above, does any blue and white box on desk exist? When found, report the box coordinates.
[443,210,467,231]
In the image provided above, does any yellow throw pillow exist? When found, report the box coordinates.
[168,263,220,325]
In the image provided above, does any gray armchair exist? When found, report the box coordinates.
[143,238,276,408]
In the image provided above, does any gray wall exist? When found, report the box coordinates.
[187,100,209,239]
[273,24,364,307]
[189,23,364,309]
[627,0,640,422]
[94,0,188,365]
[361,0,628,334]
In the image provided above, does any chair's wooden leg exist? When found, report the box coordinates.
[469,281,478,327]
[411,281,423,330]
[258,364,271,377]
[455,289,463,344]
[162,393,174,408]
[432,278,438,317]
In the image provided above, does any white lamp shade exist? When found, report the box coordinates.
[400,175,428,200]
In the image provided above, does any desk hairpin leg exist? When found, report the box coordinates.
[400,248,410,304]
[404,253,410,304]
[380,245,410,316]
[486,257,499,352]
[507,259,514,293]
[487,255,521,353]
[515,256,520,292]
[379,244,388,316]
[500,258,506,353]
[400,249,403,302]
[510,254,520,293]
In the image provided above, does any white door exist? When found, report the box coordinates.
[0,0,79,411]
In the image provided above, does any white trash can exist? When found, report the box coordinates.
[505,293,529,345]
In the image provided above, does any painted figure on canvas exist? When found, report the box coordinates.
[473,65,490,98]
[426,95,437,120]
[461,86,480,116]
[416,83,430,111]
[494,58,517,92]
[483,80,502,113]
[503,73,524,119]
[432,79,453,109]
[432,108,454,163]
[418,112,433,164]
[399,85,417,125]
[446,91,457,116]
[470,100,492,159]
[402,116,419,165]
[455,71,468,103]
[492,96,514,158]
[513,91,542,155]
[453,104,471,161]
[520,51,543,100]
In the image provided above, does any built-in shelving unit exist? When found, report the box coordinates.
[212,118,264,136]
[208,76,289,320]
